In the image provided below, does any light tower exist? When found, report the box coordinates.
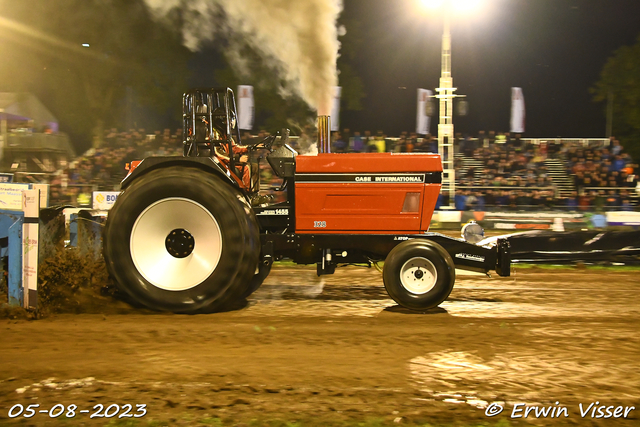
[421,0,479,207]
[433,2,465,207]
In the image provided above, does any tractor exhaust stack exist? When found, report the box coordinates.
[317,115,331,154]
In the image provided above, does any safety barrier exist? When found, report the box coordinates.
[0,210,23,306]
[0,183,48,308]
[431,209,640,230]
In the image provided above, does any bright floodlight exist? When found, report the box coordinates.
[452,0,482,12]
[419,0,482,12]
[419,0,445,10]
[82,43,90,47]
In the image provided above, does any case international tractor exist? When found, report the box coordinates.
[103,88,511,313]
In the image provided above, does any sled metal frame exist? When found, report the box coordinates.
[257,231,511,278]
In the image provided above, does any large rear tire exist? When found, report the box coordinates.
[103,166,260,313]
[382,239,455,311]
[241,261,272,299]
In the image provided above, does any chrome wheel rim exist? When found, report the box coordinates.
[130,198,222,291]
[400,257,438,294]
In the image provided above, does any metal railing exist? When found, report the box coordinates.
[457,185,558,196]
[582,186,639,194]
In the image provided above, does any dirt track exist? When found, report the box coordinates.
[1,266,639,426]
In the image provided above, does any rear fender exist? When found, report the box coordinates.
[120,156,241,191]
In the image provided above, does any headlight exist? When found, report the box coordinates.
[462,220,485,244]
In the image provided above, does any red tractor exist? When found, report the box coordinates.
[103,88,510,313]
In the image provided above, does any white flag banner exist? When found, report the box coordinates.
[416,89,432,135]
[331,86,342,131]
[510,87,525,133]
[22,189,40,308]
[237,85,254,130]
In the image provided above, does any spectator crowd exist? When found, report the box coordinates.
[48,128,182,205]
[45,126,639,211]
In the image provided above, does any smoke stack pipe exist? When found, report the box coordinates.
[317,115,331,153]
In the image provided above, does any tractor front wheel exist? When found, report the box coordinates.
[382,239,455,311]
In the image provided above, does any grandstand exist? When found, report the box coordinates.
[3,128,638,211]
[452,137,638,210]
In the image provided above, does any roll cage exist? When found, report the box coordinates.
[182,87,243,175]
[182,88,286,196]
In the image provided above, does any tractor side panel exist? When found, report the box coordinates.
[295,153,442,234]
[296,183,424,233]
[421,184,442,231]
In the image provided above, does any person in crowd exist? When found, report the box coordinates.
[605,189,621,208]
[342,128,352,148]
[507,191,518,211]
[484,189,496,209]
[512,133,523,151]
[547,139,560,158]
[361,130,373,152]
[394,137,408,153]
[405,134,415,152]
[465,190,478,211]
[531,190,543,209]
[610,137,623,156]
[406,133,418,152]
[495,190,509,208]
[594,190,606,211]
[565,191,579,211]
[620,190,633,211]
[532,147,546,166]
[612,154,626,172]
[624,165,638,187]
[384,133,395,152]
[454,189,467,211]
[463,165,474,181]
[76,186,92,207]
[367,131,383,153]
[351,131,364,153]
[332,132,347,153]
[578,191,592,211]
[461,134,474,157]
[487,130,496,146]
[412,135,429,152]
[435,191,450,210]
[474,191,486,211]
[428,134,438,153]
[542,190,555,208]
[476,130,487,148]
[515,190,530,209]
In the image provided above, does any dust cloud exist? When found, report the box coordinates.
[144,0,342,115]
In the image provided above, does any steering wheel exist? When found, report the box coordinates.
[246,134,277,152]
[262,134,278,150]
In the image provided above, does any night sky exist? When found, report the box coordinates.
[336,0,640,138]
